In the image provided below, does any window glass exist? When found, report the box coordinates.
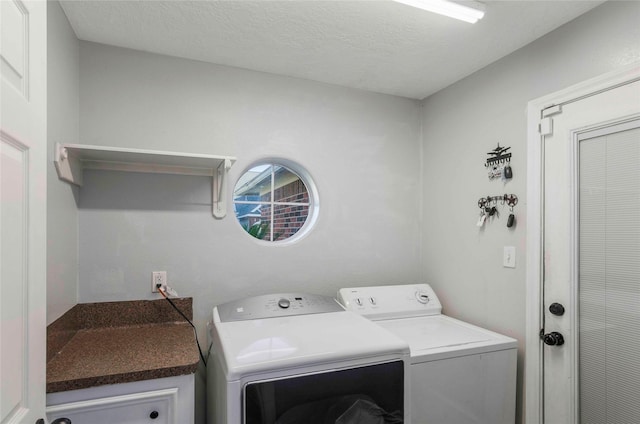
[233,161,315,242]
[273,167,308,203]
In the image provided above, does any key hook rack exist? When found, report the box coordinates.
[477,194,518,228]
[478,194,518,209]
[485,143,512,167]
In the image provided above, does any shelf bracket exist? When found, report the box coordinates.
[54,143,83,186]
[212,158,233,219]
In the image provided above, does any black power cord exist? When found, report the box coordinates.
[158,285,207,366]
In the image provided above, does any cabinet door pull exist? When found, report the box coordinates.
[150,410,159,419]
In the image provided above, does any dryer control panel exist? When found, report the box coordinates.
[337,284,442,320]
[216,293,344,322]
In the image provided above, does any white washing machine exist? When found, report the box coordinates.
[338,284,517,424]
[207,293,411,424]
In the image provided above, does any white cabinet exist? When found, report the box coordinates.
[46,374,194,424]
[47,390,172,424]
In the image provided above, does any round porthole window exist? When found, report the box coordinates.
[233,160,318,243]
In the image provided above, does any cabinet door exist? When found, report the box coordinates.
[46,388,178,424]
[1,0,47,423]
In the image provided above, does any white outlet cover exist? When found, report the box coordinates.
[152,271,167,292]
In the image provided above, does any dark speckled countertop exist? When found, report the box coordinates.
[46,298,200,393]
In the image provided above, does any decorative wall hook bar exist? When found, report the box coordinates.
[478,194,518,209]
[485,154,511,166]
[476,193,518,228]
[485,143,512,167]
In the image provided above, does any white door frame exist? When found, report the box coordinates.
[525,61,640,424]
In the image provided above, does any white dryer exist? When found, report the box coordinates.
[207,293,411,424]
[338,284,517,424]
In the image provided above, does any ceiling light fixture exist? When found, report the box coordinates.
[393,0,486,24]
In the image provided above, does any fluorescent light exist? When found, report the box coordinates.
[393,0,486,24]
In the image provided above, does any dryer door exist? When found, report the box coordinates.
[244,361,405,424]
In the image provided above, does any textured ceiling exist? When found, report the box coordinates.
[60,0,604,99]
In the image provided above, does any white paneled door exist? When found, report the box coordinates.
[0,0,47,423]
[542,79,640,423]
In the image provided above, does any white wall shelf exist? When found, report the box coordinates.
[54,143,236,218]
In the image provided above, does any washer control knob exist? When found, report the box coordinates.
[415,291,430,304]
[355,298,363,306]
[278,298,290,309]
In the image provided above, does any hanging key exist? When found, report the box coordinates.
[476,213,487,227]
[502,164,513,180]
[507,203,516,228]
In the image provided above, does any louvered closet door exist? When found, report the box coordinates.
[579,124,640,424]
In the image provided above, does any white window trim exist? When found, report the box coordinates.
[233,159,319,245]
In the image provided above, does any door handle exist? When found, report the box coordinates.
[542,331,565,346]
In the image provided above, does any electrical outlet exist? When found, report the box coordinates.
[152,271,167,293]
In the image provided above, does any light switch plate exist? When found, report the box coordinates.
[503,246,516,268]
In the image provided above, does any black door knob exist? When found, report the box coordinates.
[549,303,565,316]
[543,331,565,346]
[150,410,159,419]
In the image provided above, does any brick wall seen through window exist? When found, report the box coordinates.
[233,163,315,242]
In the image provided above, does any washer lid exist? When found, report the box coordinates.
[212,310,409,380]
[376,315,517,356]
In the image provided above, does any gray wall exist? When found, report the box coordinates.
[420,1,640,421]
[77,41,422,308]
[76,40,423,422]
[47,0,79,325]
